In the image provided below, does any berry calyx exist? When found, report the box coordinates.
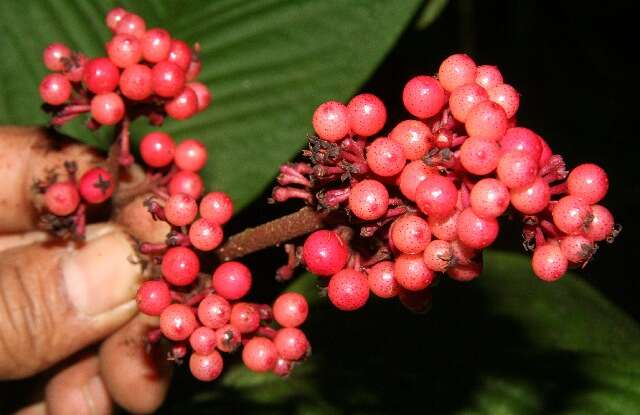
[78,167,114,204]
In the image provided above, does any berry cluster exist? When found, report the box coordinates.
[272,53,620,311]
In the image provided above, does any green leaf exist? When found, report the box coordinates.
[164,250,640,414]
[416,0,449,30]
[0,0,422,210]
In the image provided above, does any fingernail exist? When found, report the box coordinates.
[63,227,141,316]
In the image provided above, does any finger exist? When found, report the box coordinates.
[14,402,46,415]
[100,314,172,414]
[114,193,171,244]
[0,126,103,233]
[0,223,142,379]
[45,353,112,415]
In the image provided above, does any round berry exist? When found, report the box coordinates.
[189,218,223,251]
[273,292,308,328]
[551,195,592,235]
[451,239,478,266]
[242,337,278,373]
[140,131,176,168]
[487,83,520,118]
[175,139,208,172]
[459,136,501,175]
[273,357,293,377]
[43,43,71,71]
[44,181,80,216]
[190,326,217,355]
[274,328,309,361]
[347,93,387,137]
[402,75,446,118]
[538,137,553,167]
[394,254,435,291]
[428,210,460,241]
[106,7,128,32]
[470,178,510,219]
[90,93,125,125]
[423,239,453,272]
[510,177,550,215]
[328,268,369,311]
[389,120,432,161]
[165,87,199,120]
[456,207,499,249]
[366,137,406,177]
[399,160,436,201]
[496,151,538,189]
[197,294,231,329]
[585,205,614,241]
[159,303,198,341]
[200,192,234,224]
[168,170,204,199]
[141,28,171,63]
[302,230,349,277]
[348,179,389,221]
[167,39,192,71]
[63,52,87,82]
[390,215,431,254]
[107,34,142,68]
[532,244,568,282]
[560,235,595,264]
[312,101,350,142]
[415,175,458,218]
[115,13,146,39]
[136,280,171,316]
[152,61,186,97]
[367,261,399,298]
[449,83,488,122]
[189,351,223,382]
[465,101,508,140]
[39,74,72,105]
[230,302,260,333]
[188,82,212,111]
[212,261,252,300]
[500,127,543,161]
[438,53,477,92]
[78,167,114,204]
[567,163,609,204]
[214,324,241,353]
[447,262,482,282]
[164,193,197,226]
[475,65,503,89]
[83,57,119,94]
[161,246,200,286]
[119,64,153,100]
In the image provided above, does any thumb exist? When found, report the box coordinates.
[0,224,142,380]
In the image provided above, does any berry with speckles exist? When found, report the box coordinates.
[391,214,431,254]
[44,181,80,216]
[189,326,217,355]
[200,192,234,224]
[510,177,551,215]
[449,83,488,122]
[161,246,200,286]
[367,261,399,299]
[274,328,309,361]
[475,65,503,89]
[83,58,120,94]
[119,64,153,100]
[168,170,204,199]
[40,74,72,105]
[394,254,435,291]
[327,269,369,311]
[348,179,389,221]
[438,54,477,92]
[447,262,482,282]
[552,195,592,235]
[423,239,453,272]
[160,303,198,341]
[136,280,172,316]
[152,61,185,97]
[175,139,208,172]
[428,209,460,241]
[273,292,308,328]
[487,83,519,119]
[496,151,538,189]
[415,175,458,218]
[212,261,252,300]
[165,87,199,120]
[366,137,406,177]
[567,163,609,204]
[347,93,387,137]
[197,294,231,329]
[470,178,510,219]
[500,127,542,161]
[189,218,223,251]
[457,207,499,249]
[230,302,260,333]
[312,101,350,142]
[560,235,595,264]
[302,230,349,277]
[243,337,278,373]
[532,244,568,282]
[399,160,436,201]
[389,120,432,160]
[164,193,197,226]
[460,136,501,176]
[465,100,508,140]
[585,205,614,241]
[215,324,241,353]
[140,131,176,168]
[402,75,446,118]
[189,351,223,381]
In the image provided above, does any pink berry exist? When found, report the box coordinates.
[348,179,389,221]
[367,261,399,299]
[552,195,592,235]
[142,28,171,63]
[161,246,200,286]
[164,193,198,226]
[64,52,87,83]
[160,303,198,341]
[532,244,568,282]
[538,137,553,167]
[189,351,223,382]
[273,292,309,328]
[567,163,609,204]
[465,101,508,140]
[496,151,538,189]
[560,235,595,264]
[327,269,369,311]
[167,39,192,71]
[197,294,231,329]
[487,84,520,118]
[175,139,208,172]
[43,43,71,72]
[447,262,482,282]
[500,127,543,161]
[189,218,223,251]
[312,101,350,142]
[347,93,387,137]
[168,170,204,199]
[83,57,119,94]
[39,74,72,105]
[165,87,199,120]
[140,131,176,168]
[415,175,458,218]
[389,120,433,160]
[90,93,125,125]
[585,205,614,241]
[390,214,431,254]
[115,13,146,39]
[78,167,114,204]
[215,324,241,353]
[106,7,128,32]
[470,178,510,219]
[212,261,252,300]
[451,239,478,266]
[230,302,260,333]
[402,75,446,118]
[190,326,217,355]
[136,280,171,316]
[459,136,501,175]
[394,253,434,291]
[273,357,293,377]
[428,210,460,241]
[438,54,477,92]
[242,337,278,372]
[510,177,550,215]
[186,59,202,81]
[423,239,453,272]
[44,181,79,216]
[187,82,212,111]
[107,34,142,68]
[302,230,349,277]
[475,65,503,89]
[366,137,406,177]
[119,64,153,100]
[399,160,436,201]
[449,83,488,122]
[274,328,309,361]
[200,192,234,224]
[456,207,499,249]
[152,61,186,97]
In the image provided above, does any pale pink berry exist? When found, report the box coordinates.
[415,175,458,218]
[390,215,431,254]
[366,137,406,177]
[496,151,538,189]
[438,54,477,92]
[470,178,510,219]
[487,83,520,118]
[567,163,609,204]
[423,239,453,272]
[560,235,595,264]
[367,261,399,299]
[459,136,501,175]
[551,195,592,235]
[402,75,446,118]
[500,127,543,161]
[456,207,499,249]
[584,205,614,241]
[347,93,387,137]
[465,101,508,140]
[348,179,389,221]
[327,269,369,311]
[394,254,435,291]
[428,210,460,241]
[399,160,436,201]
[532,244,568,282]
[475,65,503,89]
[449,83,488,122]
[510,177,551,215]
[312,101,349,142]
[389,120,433,160]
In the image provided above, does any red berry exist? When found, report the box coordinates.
[83,57,120,94]
[274,328,309,361]
[447,262,482,282]
[475,65,503,89]
[402,75,446,118]
[394,253,435,291]
[230,302,260,333]
[200,192,234,224]
[90,93,125,125]
[189,351,223,382]
[302,230,349,277]
[367,261,399,298]
[389,120,433,161]
[496,151,538,189]
[500,127,543,161]
[141,28,171,63]
[415,175,458,218]
[348,179,389,221]
[551,195,592,235]
[390,214,431,254]
[188,82,212,111]
[456,207,499,249]
[273,357,293,377]
[136,280,171,316]
[43,43,71,72]
[438,53,477,92]
[459,136,501,175]
[465,101,508,140]
[186,59,202,81]
[451,239,478,266]
[164,193,198,226]
[189,218,223,251]
[560,235,595,264]
[161,246,200,286]
[115,13,146,39]
[106,7,128,32]
[39,74,72,105]
[242,337,278,373]
[159,303,198,341]
[532,243,568,282]
[312,101,350,142]
[212,261,252,300]
[140,131,176,168]
[423,239,453,272]
[538,137,553,167]
[167,39,192,71]
[366,137,406,177]
[585,205,614,241]
[487,83,520,119]
[327,269,369,311]
[78,167,114,204]
[175,139,208,172]
[119,64,153,100]
[197,294,231,329]
[44,181,80,216]
[168,170,204,199]
[189,326,217,355]
[399,160,436,201]
[165,87,199,120]
[273,292,309,328]
[428,209,460,241]
[510,177,550,215]
[215,324,241,352]
[449,83,488,122]
[107,34,142,68]
[469,178,510,219]
[152,61,186,97]
[567,163,609,204]
[347,93,387,137]
[63,52,87,82]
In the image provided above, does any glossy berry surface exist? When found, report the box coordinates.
[161,246,200,286]
[189,218,223,251]
[456,207,499,249]
[168,170,204,199]
[567,163,609,204]
[119,64,153,100]
[189,326,217,355]
[39,74,72,105]
[91,93,125,125]
[475,65,503,89]
[585,205,614,241]
[197,294,231,329]
[189,351,223,382]
[312,101,350,142]
[212,261,252,300]
[230,302,260,333]
[391,214,431,254]
[175,139,208,172]
[199,192,234,224]
[449,83,489,123]
[164,193,198,226]
[465,100,508,140]
[327,269,369,311]
[303,230,349,277]
[83,57,120,94]
[152,61,186,97]
[43,43,71,71]
[242,337,278,372]
[367,261,399,298]
[136,280,171,316]
[551,195,592,235]
[389,120,432,161]
[165,87,199,120]
[274,328,309,361]
[366,137,406,177]
[273,292,309,328]
[438,53,477,92]
[532,244,568,282]
[423,239,453,272]
[142,28,171,62]
[394,253,435,291]
[487,83,520,118]
[496,152,538,189]
[459,136,501,176]
[215,324,241,353]
[140,131,176,168]
[415,175,458,218]
[160,303,198,341]
[347,93,387,137]
[402,75,446,118]
[107,34,142,68]
[399,160,434,201]
[428,210,460,241]
[78,167,114,204]
[469,178,510,219]
[44,181,80,216]
[348,179,389,221]
[510,177,550,215]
